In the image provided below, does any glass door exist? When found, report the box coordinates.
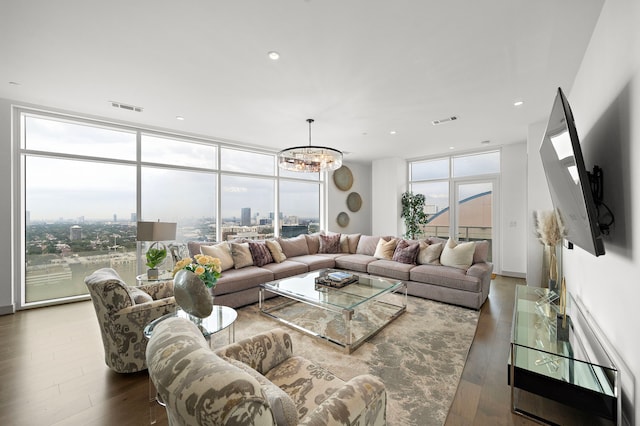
[454,180,496,262]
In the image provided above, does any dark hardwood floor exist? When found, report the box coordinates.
[0,276,537,426]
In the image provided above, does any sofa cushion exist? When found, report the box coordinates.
[417,241,444,265]
[261,260,308,280]
[334,254,377,273]
[409,264,482,293]
[278,235,309,258]
[392,239,420,264]
[367,259,414,281]
[230,242,254,269]
[200,242,235,271]
[266,239,287,263]
[212,267,274,296]
[319,233,341,254]
[473,240,490,263]
[440,238,475,270]
[374,238,398,260]
[287,255,335,270]
[248,241,274,267]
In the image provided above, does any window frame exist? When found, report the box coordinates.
[14,107,325,309]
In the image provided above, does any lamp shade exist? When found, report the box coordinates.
[136,221,177,241]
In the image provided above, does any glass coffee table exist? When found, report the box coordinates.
[260,269,407,353]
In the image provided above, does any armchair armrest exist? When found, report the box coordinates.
[215,328,294,375]
[299,374,386,425]
[138,280,174,300]
[113,298,176,328]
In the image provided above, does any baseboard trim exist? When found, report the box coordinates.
[499,271,526,279]
[0,304,16,316]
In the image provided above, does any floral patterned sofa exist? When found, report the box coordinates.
[84,267,176,373]
[146,317,387,425]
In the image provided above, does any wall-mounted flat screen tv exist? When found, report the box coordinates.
[539,87,605,257]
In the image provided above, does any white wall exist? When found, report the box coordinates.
[526,121,554,288]
[500,143,528,277]
[371,157,406,236]
[327,161,372,235]
[528,0,639,422]
[0,98,14,314]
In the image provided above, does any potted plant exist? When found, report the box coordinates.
[401,191,428,239]
[145,243,167,279]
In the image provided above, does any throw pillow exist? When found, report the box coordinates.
[266,239,287,263]
[356,235,384,256]
[230,242,254,269]
[248,241,274,267]
[200,242,235,271]
[373,238,398,260]
[277,235,309,258]
[440,238,475,270]
[473,240,490,263]
[417,241,444,265]
[304,234,321,254]
[347,233,362,253]
[129,287,153,304]
[392,239,420,264]
[339,234,349,253]
[319,233,341,254]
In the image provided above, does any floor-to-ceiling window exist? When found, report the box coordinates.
[409,150,500,263]
[18,109,323,308]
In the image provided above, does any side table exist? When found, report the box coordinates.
[144,305,238,424]
[136,271,173,286]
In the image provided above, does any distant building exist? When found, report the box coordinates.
[70,225,82,241]
[281,225,308,238]
[241,208,251,226]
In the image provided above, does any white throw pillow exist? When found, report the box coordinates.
[200,242,235,271]
[440,238,475,270]
[266,240,287,263]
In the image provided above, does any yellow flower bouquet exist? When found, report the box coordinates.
[172,254,222,288]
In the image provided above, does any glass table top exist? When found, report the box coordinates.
[144,305,237,339]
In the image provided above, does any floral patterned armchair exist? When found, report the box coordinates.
[84,267,175,373]
[146,318,387,426]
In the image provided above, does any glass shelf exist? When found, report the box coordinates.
[509,285,619,425]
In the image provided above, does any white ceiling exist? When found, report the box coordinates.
[1,0,603,163]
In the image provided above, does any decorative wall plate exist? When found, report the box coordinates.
[336,212,350,227]
[347,192,362,212]
[333,166,353,191]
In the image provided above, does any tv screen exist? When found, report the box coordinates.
[539,87,605,257]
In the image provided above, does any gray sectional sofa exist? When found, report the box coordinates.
[187,233,493,310]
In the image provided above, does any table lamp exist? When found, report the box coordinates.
[136,220,177,279]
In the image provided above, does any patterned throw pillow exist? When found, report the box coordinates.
[319,233,341,254]
[392,239,420,264]
[248,241,274,267]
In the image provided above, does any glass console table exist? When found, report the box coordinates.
[509,285,620,425]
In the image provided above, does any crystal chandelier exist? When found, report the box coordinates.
[278,119,343,173]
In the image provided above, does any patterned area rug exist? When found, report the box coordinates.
[210,295,479,426]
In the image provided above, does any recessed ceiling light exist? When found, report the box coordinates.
[449,146,455,150]
[176,116,185,121]
[268,51,280,60]
[389,130,397,135]
[513,100,524,107]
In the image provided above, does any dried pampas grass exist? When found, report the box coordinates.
[534,210,566,247]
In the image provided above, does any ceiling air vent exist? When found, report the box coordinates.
[431,116,458,125]
[110,101,143,112]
